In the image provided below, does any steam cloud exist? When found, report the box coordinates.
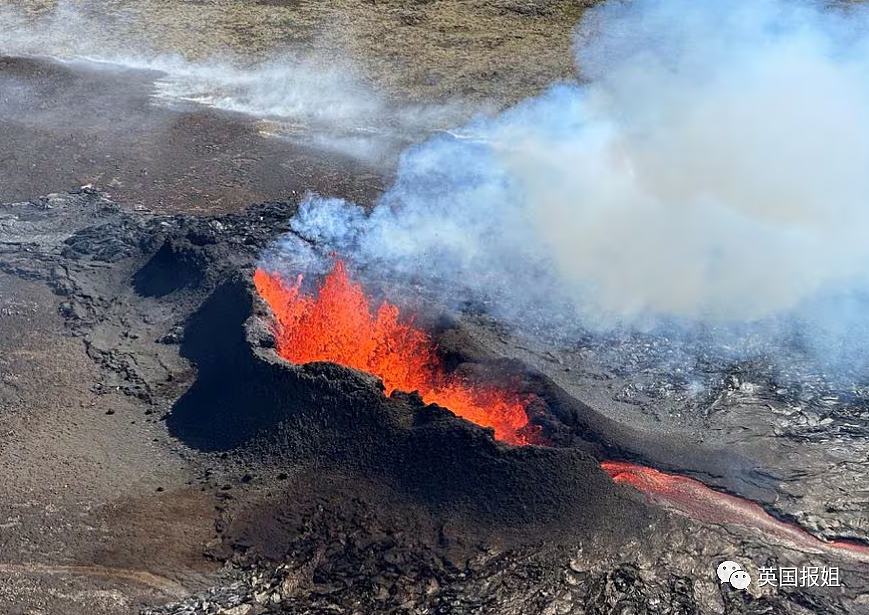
[0,2,476,164]
[271,0,869,375]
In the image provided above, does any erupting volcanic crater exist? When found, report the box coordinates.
[253,260,539,446]
[250,256,869,565]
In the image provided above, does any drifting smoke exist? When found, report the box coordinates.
[268,0,869,377]
[0,2,476,163]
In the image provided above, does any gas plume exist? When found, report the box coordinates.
[272,0,869,377]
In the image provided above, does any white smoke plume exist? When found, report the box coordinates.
[272,0,869,373]
[0,2,477,164]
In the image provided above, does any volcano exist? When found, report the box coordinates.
[1,190,867,615]
[252,254,869,566]
[4,1,869,613]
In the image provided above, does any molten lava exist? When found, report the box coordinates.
[602,461,869,562]
[254,260,533,444]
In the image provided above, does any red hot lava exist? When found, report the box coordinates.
[254,260,534,445]
[603,461,869,562]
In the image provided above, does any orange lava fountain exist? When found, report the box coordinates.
[254,260,534,445]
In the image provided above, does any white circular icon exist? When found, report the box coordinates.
[717,561,742,583]
[729,569,752,590]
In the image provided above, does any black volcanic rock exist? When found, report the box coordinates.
[165,273,646,533]
[2,191,866,615]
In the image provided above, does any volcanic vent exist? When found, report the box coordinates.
[158,241,646,531]
[254,260,537,445]
[248,254,778,504]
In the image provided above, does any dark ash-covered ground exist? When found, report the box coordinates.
[1,189,867,615]
[0,55,385,214]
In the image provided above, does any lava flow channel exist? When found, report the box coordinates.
[254,260,533,445]
[603,461,869,563]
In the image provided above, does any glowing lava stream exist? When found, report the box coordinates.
[603,462,869,563]
[254,262,869,563]
[254,260,534,445]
